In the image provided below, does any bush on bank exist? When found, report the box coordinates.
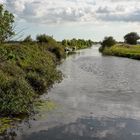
[0,33,93,116]
[99,36,116,52]
[0,42,64,116]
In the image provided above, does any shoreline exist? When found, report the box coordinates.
[100,44,140,60]
[0,42,92,134]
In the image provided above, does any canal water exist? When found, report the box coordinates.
[2,45,140,140]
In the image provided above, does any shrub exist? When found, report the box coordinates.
[1,61,25,77]
[47,43,65,59]
[0,71,35,115]
[26,72,47,94]
[101,36,116,48]
[0,43,63,116]
[36,34,65,59]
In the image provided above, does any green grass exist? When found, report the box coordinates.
[0,42,65,116]
[101,44,140,60]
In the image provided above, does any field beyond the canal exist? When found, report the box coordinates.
[102,44,140,60]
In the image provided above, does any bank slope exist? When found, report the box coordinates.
[101,44,140,60]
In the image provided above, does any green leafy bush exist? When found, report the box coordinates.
[36,34,65,59]
[47,43,65,60]
[0,42,64,116]
[26,72,47,94]
[99,36,116,52]
[101,36,116,48]
[0,71,35,115]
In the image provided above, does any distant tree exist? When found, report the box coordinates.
[67,40,71,46]
[61,38,93,49]
[101,36,116,48]
[124,32,140,45]
[0,4,15,43]
[62,39,67,46]
[87,39,93,47]
[23,35,33,42]
[71,38,77,46]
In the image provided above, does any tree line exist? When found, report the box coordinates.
[61,39,94,49]
[101,32,140,50]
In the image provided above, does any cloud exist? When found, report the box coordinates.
[98,11,140,22]
[3,0,96,23]
[96,6,113,14]
[1,0,140,24]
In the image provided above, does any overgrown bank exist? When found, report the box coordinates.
[0,36,93,117]
[101,44,140,60]
[0,3,94,119]
[0,3,94,133]
[99,32,140,60]
[0,41,65,116]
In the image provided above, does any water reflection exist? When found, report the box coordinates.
[2,116,140,140]
[17,117,140,140]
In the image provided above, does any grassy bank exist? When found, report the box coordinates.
[0,42,65,116]
[0,40,92,134]
[0,36,93,117]
[101,44,140,60]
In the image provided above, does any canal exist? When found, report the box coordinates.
[2,45,140,140]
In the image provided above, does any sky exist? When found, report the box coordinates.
[1,0,140,41]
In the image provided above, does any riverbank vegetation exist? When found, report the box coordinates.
[101,44,140,60]
[0,5,94,118]
[62,38,94,50]
[0,36,93,117]
[0,40,65,116]
[100,32,140,60]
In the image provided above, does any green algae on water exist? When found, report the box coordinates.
[0,117,21,134]
[35,100,57,112]
[0,118,12,134]
[34,100,57,120]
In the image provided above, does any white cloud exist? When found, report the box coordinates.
[1,0,140,24]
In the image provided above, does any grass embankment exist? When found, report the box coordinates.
[101,44,140,60]
[0,42,65,116]
[0,37,93,117]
